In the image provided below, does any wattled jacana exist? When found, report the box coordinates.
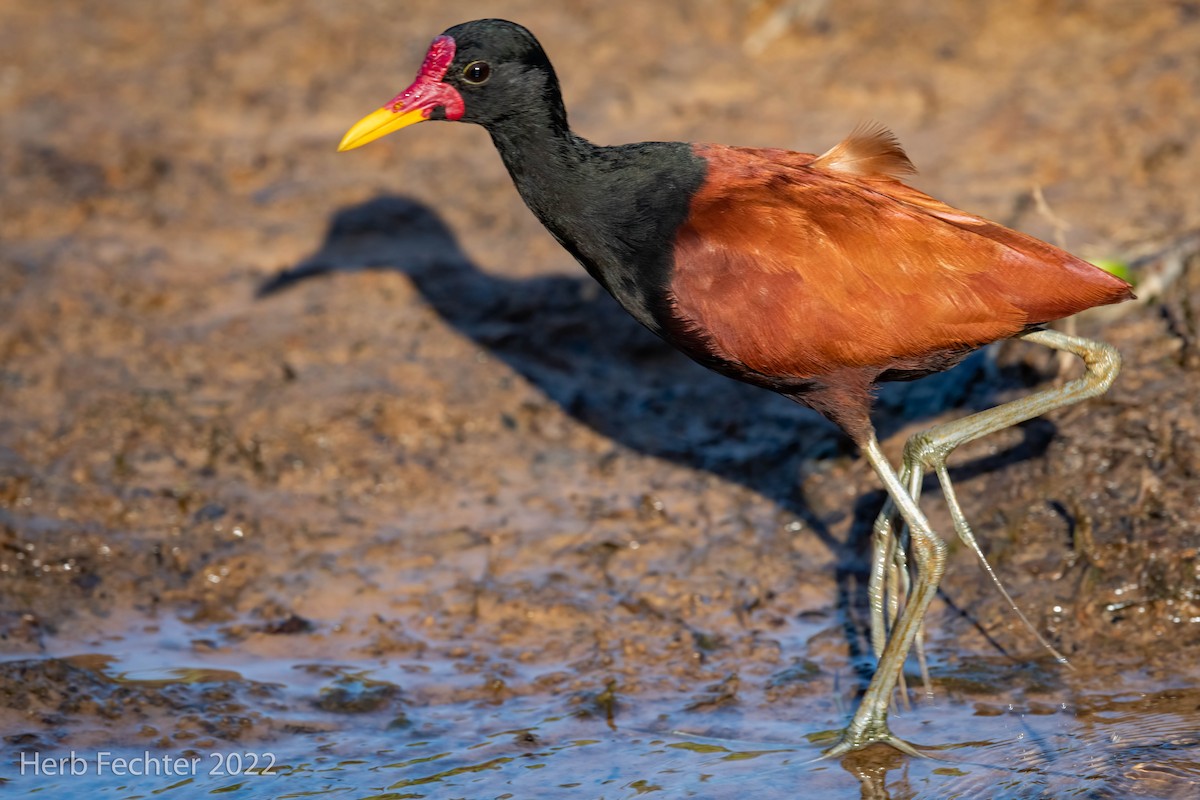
[338,19,1133,756]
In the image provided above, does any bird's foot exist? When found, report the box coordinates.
[820,720,926,760]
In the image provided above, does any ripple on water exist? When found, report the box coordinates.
[5,635,1200,800]
[4,685,1200,799]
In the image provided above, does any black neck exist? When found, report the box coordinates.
[486,105,599,251]
[482,102,706,333]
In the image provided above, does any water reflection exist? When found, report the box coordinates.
[5,685,1200,798]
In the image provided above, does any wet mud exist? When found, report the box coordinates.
[2,1,1200,797]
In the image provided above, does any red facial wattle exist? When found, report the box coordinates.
[337,35,465,151]
[384,35,465,121]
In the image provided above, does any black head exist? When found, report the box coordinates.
[338,19,565,151]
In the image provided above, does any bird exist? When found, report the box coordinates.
[337,18,1133,756]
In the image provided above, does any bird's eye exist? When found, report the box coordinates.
[462,61,491,85]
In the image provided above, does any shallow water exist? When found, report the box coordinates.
[6,616,1200,799]
[9,691,1200,798]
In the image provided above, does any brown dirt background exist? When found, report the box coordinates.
[2,1,1200,797]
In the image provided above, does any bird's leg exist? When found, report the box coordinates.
[868,457,926,697]
[901,464,940,696]
[868,493,898,657]
[840,329,1119,756]
[875,513,910,702]
[868,474,904,658]
[934,460,1068,663]
[892,329,1121,663]
[825,434,946,757]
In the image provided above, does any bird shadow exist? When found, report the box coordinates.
[259,195,1056,680]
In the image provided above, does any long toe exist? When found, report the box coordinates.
[821,724,926,759]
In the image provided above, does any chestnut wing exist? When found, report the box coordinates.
[667,144,1131,381]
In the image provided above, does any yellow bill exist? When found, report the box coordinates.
[338,106,430,152]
